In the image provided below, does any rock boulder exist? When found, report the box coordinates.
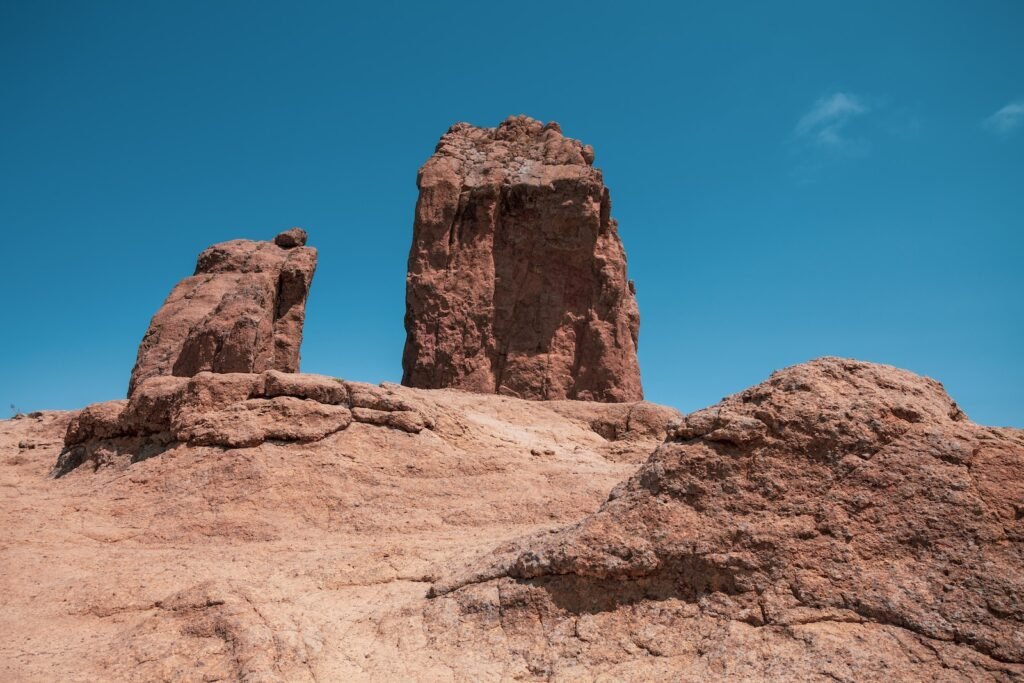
[55,371,438,476]
[430,358,1024,678]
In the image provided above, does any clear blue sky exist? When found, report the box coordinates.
[1,1,1021,427]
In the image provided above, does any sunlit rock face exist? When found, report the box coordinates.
[402,116,642,402]
[128,229,316,396]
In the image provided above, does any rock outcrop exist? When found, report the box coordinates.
[56,371,437,476]
[402,116,642,402]
[127,229,317,396]
[8,357,1023,679]
[429,358,1024,679]
[4,380,675,681]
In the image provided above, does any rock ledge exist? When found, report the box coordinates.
[56,371,435,476]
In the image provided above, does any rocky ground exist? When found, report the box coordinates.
[428,358,1024,681]
[0,384,676,681]
[2,359,1021,682]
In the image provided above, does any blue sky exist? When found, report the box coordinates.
[1,1,1021,426]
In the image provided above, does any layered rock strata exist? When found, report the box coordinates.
[127,229,317,395]
[402,116,642,402]
[56,371,435,476]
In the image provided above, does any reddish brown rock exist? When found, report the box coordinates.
[402,116,642,402]
[63,400,129,445]
[177,397,353,449]
[127,230,317,396]
[430,358,1024,678]
[4,379,671,681]
[24,356,1024,678]
[54,371,440,475]
[273,227,308,248]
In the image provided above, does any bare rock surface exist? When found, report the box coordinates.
[402,116,642,402]
[0,388,674,681]
[3,358,1021,681]
[127,230,317,396]
[428,358,1024,680]
[55,371,443,475]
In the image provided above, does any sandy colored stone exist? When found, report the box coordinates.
[64,400,128,445]
[174,396,353,448]
[402,116,642,402]
[6,358,1021,680]
[263,369,348,405]
[0,388,665,681]
[55,372,449,473]
[127,230,317,395]
[119,376,189,434]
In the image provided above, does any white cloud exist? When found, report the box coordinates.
[795,92,867,150]
[983,100,1024,136]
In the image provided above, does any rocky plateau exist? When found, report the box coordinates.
[3,357,1021,681]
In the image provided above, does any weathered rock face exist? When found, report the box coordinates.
[5,377,675,681]
[127,229,316,396]
[430,358,1024,679]
[12,357,1024,679]
[57,370,678,478]
[402,116,642,402]
[56,371,440,475]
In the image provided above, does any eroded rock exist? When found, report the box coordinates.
[127,230,317,396]
[56,371,436,475]
[177,397,353,448]
[263,370,348,405]
[430,357,1024,676]
[402,116,642,402]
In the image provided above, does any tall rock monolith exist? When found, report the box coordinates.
[402,116,642,402]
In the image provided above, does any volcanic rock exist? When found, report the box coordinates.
[2,387,676,681]
[273,227,308,248]
[55,371,442,475]
[127,230,317,396]
[429,358,1024,679]
[56,367,680,478]
[402,115,642,402]
[7,357,1021,679]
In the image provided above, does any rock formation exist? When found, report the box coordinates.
[60,368,679,477]
[5,357,1022,679]
[428,358,1024,678]
[3,383,676,681]
[127,229,317,396]
[6,123,1021,679]
[56,371,438,475]
[402,116,642,402]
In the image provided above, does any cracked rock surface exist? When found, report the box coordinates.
[427,358,1024,680]
[55,370,440,475]
[402,116,642,402]
[128,229,317,396]
[3,358,1021,680]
